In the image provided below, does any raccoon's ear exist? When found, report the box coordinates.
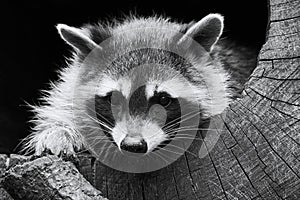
[179,14,224,52]
[56,24,101,54]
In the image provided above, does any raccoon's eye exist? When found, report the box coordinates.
[159,96,172,107]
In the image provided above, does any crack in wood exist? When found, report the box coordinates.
[249,87,300,107]
[184,153,200,200]
[259,56,300,61]
[223,111,264,198]
[270,103,300,121]
[270,15,300,22]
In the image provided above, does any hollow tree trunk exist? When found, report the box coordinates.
[1,0,299,199]
[76,0,300,199]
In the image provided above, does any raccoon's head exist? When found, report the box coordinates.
[57,14,229,155]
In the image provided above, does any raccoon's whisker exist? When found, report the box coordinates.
[161,111,197,130]
[168,132,198,136]
[162,111,202,132]
[84,133,114,143]
[147,152,163,163]
[85,107,129,135]
[174,133,201,137]
[99,143,116,160]
[88,135,110,139]
[164,143,198,157]
[171,137,203,141]
[81,125,106,130]
[88,140,114,148]
[88,141,112,146]
[85,114,113,131]
[88,135,112,141]
[89,145,115,151]
[165,122,198,130]
[90,140,113,145]
[111,147,120,160]
[91,144,116,156]
[155,146,182,155]
[75,149,91,155]
[163,127,198,135]
[74,143,113,156]
[87,136,113,144]
[164,127,223,134]
[162,110,200,129]
[88,138,112,143]
[156,150,178,162]
[174,133,198,136]
[85,107,114,127]
[163,125,200,133]
[164,129,201,135]
[146,125,209,142]
[170,112,200,126]
[84,113,104,124]
[88,108,113,126]
[152,151,171,165]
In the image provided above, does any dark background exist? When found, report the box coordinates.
[0,0,268,153]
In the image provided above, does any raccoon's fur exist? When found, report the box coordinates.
[22,14,257,156]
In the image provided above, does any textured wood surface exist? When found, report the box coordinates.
[0,155,107,200]
[0,154,13,200]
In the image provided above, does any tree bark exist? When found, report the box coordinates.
[1,0,299,199]
[75,0,300,199]
[0,154,107,200]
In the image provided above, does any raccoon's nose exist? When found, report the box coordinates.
[120,138,147,154]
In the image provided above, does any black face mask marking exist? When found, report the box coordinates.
[148,91,181,149]
[128,85,148,117]
[95,92,116,143]
[94,84,182,152]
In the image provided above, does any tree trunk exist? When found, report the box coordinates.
[1,0,299,199]
[76,0,300,199]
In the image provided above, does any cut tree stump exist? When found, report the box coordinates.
[1,0,299,199]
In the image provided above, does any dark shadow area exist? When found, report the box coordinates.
[0,0,268,153]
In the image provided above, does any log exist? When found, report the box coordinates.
[0,154,107,200]
[76,0,300,199]
[0,154,13,200]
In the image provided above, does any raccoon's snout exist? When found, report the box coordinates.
[120,137,148,153]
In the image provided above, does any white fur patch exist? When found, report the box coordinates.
[111,117,167,153]
[119,77,132,99]
[146,77,208,103]
[111,121,127,149]
[145,82,157,99]
[97,76,118,96]
[141,121,167,153]
[97,75,132,98]
[191,59,231,116]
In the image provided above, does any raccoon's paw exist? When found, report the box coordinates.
[35,131,76,156]
[27,129,83,157]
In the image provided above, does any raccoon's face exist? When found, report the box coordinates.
[94,57,200,154]
[57,14,229,155]
[95,86,180,154]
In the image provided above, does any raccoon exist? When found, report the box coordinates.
[22,14,257,156]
